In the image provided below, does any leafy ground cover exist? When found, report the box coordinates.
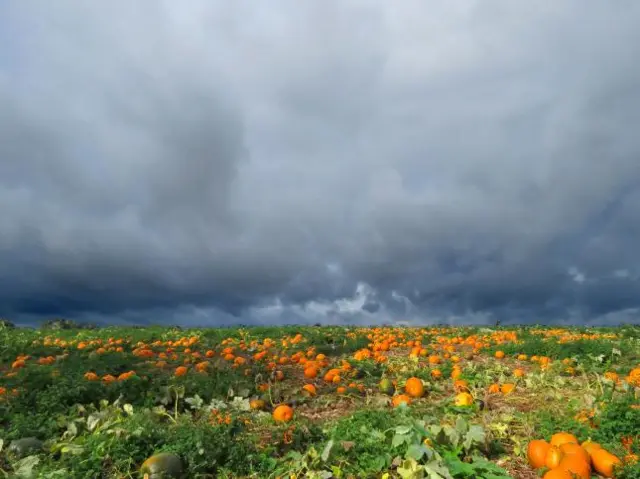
[0,322,639,478]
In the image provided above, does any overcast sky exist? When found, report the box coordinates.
[2,1,640,326]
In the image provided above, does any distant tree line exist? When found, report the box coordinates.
[0,318,15,328]
[40,318,98,330]
[0,317,100,330]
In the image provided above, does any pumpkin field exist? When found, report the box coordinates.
[1,323,639,478]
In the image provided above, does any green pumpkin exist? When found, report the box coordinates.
[8,437,44,458]
[140,452,183,479]
[378,378,395,396]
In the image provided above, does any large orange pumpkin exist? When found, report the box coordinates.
[580,440,602,459]
[557,455,590,479]
[550,432,578,447]
[404,377,425,398]
[591,449,621,478]
[542,468,572,479]
[272,405,294,422]
[527,439,551,469]
[545,446,564,469]
[559,443,590,465]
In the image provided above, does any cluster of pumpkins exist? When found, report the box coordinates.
[527,432,621,478]
[378,377,477,408]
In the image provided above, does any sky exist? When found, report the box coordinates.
[2,1,640,327]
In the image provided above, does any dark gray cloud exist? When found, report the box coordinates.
[2,0,640,326]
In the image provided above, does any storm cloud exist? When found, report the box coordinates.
[2,1,640,326]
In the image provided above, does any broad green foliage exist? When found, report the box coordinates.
[0,324,639,478]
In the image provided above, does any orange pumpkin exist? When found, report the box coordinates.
[501,383,516,395]
[559,443,590,464]
[542,467,572,479]
[272,405,294,422]
[545,446,564,469]
[303,367,318,379]
[580,440,602,458]
[405,377,424,398]
[550,432,578,447]
[302,384,317,396]
[527,439,551,469]
[591,449,621,478]
[557,455,590,479]
[391,394,412,407]
[454,379,469,392]
[323,368,340,382]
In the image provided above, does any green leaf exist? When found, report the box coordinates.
[455,416,468,434]
[446,457,475,475]
[463,425,486,451]
[397,458,425,479]
[321,439,334,462]
[372,455,388,471]
[414,421,429,436]
[392,433,410,448]
[13,455,40,478]
[60,444,84,455]
[286,450,303,461]
[445,428,460,448]
[65,421,78,437]
[424,460,454,479]
[396,425,413,435]
[406,444,427,461]
[86,413,102,431]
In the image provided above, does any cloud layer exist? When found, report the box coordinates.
[2,1,640,326]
